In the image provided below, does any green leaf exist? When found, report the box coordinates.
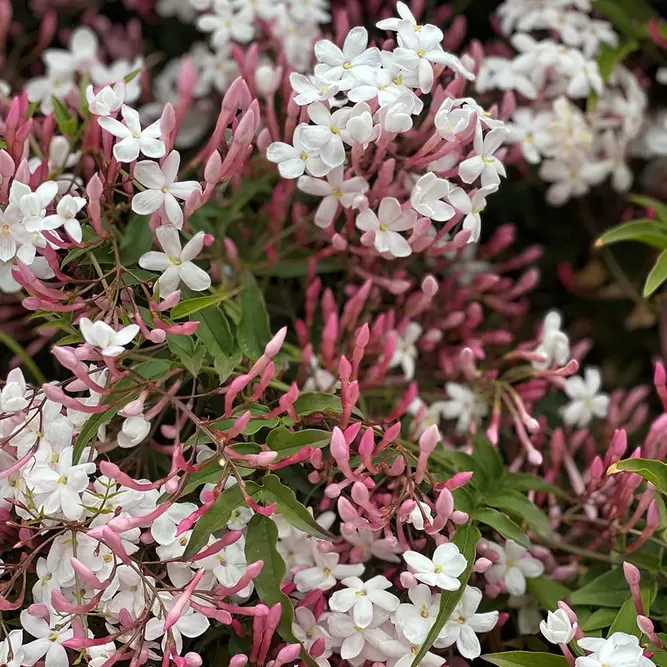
[608,583,657,637]
[189,298,234,360]
[471,434,505,489]
[487,491,552,537]
[475,507,531,548]
[504,473,564,496]
[581,608,619,632]
[644,249,667,297]
[483,651,569,667]
[597,38,638,80]
[261,474,332,540]
[651,651,667,667]
[293,392,363,418]
[72,359,171,463]
[237,272,272,359]
[569,568,628,607]
[266,428,331,459]
[596,220,667,250]
[244,515,318,667]
[593,0,655,37]
[608,457,667,494]
[167,333,205,377]
[119,215,153,266]
[410,524,480,667]
[51,96,77,135]
[184,481,261,558]
[526,576,571,611]
[214,351,242,384]
[171,294,225,319]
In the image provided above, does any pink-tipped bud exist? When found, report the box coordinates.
[265,327,287,358]
[422,275,438,297]
[229,655,249,667]
[400,572,418,588]
[419,425,439,454]
[623,561,641,587]
[637,615,655,634]
[473,557,492,573]
[556,601,578,624]
[445,471,474,490]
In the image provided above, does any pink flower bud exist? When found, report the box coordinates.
[400,572,418,588]
[637,615,655,634]
[419,425,439,454]
[230,655,249,667]
[623,561,641,587]
[422,275,438,297]
[265,327,287,358]
[473,557,492,573]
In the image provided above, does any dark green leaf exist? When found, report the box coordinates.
[471,434,505,489]
[293,392,363,418]
[487,491,552,537]
[526,576,571,611]
[483,651,569,667]
[119,215,153,265]
[505,473,564,495]
[214,351,242,384]
[184,481,261,558]
[651,651,667,667]
[581,608,619,632]
[644,249,667,297]
[51,96,77,135]
[569,569,628,607]
[608,457,667,494]
[171,295,225,319]
[597,38,638,80]
[410,524,480,667]
[596,220,667,251]
[266,428,331,459]
[167,333,205,377]
[190,300,234,359]
[261,474,332,540]
[244,515,318,667]
[475,507,531,548]
[237,272,272,359]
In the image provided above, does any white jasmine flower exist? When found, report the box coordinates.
[533,310,569,370]
[266,124,329,179]
[151,501,198,546]
[40,195,86,242]
[0,205,35,264]
[462,184,498,243]
[289,73,340,106]
[441,382,488,433]
[86,83,126,117]
[131,151,202,228]
[20,610,74,667]
[329,575,399,629]
[294,545,365,592]
[394,584,441,644]
[43,26,99,76]
[540,608,577,644]
[411,172,471,223]
[356,197,417,258]
[314,27,380,89]
[388,322,422,379]
[0,630,26,667]
[403,542,467,590]
[327,609,389,662]
[298,166,369,228]
[562,367,609,427]
[299,102,354,169]
[78,318,140,357]
[1,368,29,413]
[144,592,209,654]
[117,415,151,448]
[436,586,499,659]
[485,539,544,596]
[98,105,165,163]
[9,180,59,233]
[459,126,508,187]
[292,608,332,655]
[576,632,654,667]
[138,226,211,296]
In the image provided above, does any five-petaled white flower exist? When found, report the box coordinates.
[576,632,654,667]
[329,575,400,629]
[139,226,211,297]
[441,382,489,433]
[485,539,544,596]
[79,318,140,357]
[298,166,369,228]
[266,124,328,180]
[98,105,165,163]
[131,151,202,228]
[562,367,609,427]
[356,197,417,258]
[436,586,499,659]
[403,542,467,590]
[40,194,87,242]
[86,83,125,116]
[9,180,59,233]
[294,544,365,592]
[393,583,441,645]
[314,27,380,89]
[459,126,508,187]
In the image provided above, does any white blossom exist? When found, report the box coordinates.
[562,367,609,427]
[485,539,544,596]
[403,542,467,590]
